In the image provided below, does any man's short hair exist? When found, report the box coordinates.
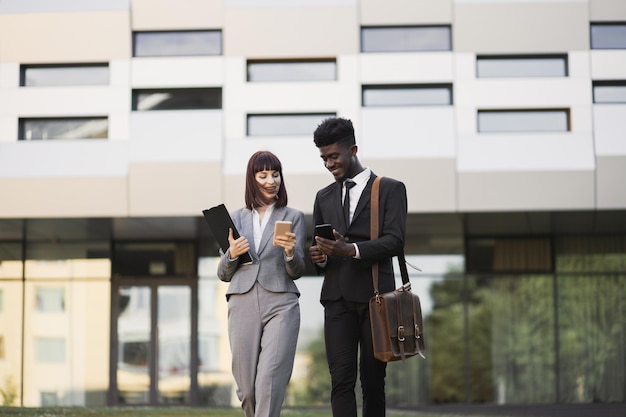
[313,117,356,148]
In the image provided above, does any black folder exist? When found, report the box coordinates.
[202,204,253,264]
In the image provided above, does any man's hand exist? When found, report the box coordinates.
[314,230,356,257]
[309,244,326,264]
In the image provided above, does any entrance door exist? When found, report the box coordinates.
[111,279,198,405]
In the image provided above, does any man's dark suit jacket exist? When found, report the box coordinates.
[312,173,407,304]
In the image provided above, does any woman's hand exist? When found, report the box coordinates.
[227,228,250,260]
[273,232,296,257]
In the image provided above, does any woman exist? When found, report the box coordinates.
[217,150,306,417]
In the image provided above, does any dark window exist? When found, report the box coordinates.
[20,64,109,86]
[362,84,452,106]
[19,117,108,140]
[593,80,626,103]
[247,113,335,136]
[466,238,553,274]
[590,22,626,49]
[132,88,222,110]
[133,30,222,57]
[478,109,570,133]
[247,59,336,82]
[361,25,451,52]
[477,55,568,78]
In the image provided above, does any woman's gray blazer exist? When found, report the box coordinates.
[217,205,306,298]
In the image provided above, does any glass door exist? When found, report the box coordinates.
[112,281,197,405]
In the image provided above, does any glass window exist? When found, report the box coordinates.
[36,337,66,363]
[590,23,626,49]
[20,64,109,86]
[35,287,65,313]
[133,30,222,57]
[361,25,451,52]
[593,81,626,103]
[247,113,335,136]
[362,84,452,106]
[19,117,108,140]
[467,238,553,273]
[247,59,336,82]
[478,110,570,133]
[477,55,568,78]
[132,88,222,111]
[113,242,195,277]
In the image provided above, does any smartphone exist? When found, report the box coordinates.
[314,223,335,240]
[273,220,292,246]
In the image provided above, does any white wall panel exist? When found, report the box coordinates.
[131,57,224,87]
[593,105,626,155]
[0,11,130,62]
[223,6,358,57]
[110,60,131,87]
[360,0,452,25]
[0,141,129,178]
[590,51,626,79]
[130,110,223,162]
[596,156,626,208]
[359,53,454,83]
[457,131,595,172]
[454,2,589,53]
[131,0,223,30]
[458,170,595,212]
[0,0,128,13]
[7,87,124,117]
[360,107,456,158]
[366,158,457,212]
[456,79,592,108]
[590,0,626,20]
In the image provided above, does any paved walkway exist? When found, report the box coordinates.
[404,403,626,417]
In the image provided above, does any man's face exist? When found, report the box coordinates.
[318,142,356,182]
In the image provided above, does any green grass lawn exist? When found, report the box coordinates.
[0,407,481,417]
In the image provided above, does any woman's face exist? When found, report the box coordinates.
[255,169,281,203]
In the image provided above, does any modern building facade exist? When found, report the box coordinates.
[0,0,625,409]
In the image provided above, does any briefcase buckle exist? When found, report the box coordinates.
[397,325,405,342]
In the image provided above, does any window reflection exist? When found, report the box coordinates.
[593,81,626,103]
[361,26,451,52]
[133,31,222,57]
[133,88,222,111]
[247,60,337,82]
[19,117,108,140]
[35,287,65,312]
[21,64,109,86]
[591,23,626,49]
[362,84,452,106]
[158,286,190,404]
[478,110,569,133]
[477,56,567,78]
[117,286,151,404]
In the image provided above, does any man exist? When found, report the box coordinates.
[309,117,407,417]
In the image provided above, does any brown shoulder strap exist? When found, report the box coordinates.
[371,176,382,294]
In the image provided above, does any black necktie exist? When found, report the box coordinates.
[343,180,356,224]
